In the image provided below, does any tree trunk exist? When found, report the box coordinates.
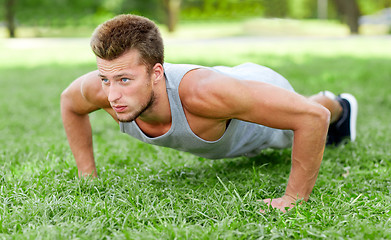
[333,0,360,34]
[317,0,328,19]
[5,0,16,38]
[163,0,181,32]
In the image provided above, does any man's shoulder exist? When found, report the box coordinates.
[180,68,219,94]
[79,70,110,108]
[179,67,242,118]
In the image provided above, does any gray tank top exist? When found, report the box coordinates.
[120,62,294,159]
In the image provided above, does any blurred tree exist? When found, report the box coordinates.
[181,0,264,20]
[317,0,328,19]
[163,0,181,32]
[14,0,105,27]
[332,0,360,34]
[289,0,317,19]
[261,0,288,18]
[5,0,16,38]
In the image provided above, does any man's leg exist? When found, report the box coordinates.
[308,91,343,124]
[308,91,358,145]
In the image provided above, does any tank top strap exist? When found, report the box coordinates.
[163,63,202,124]
[163,63,201,90]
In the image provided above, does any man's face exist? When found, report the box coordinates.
[97,49,155,122]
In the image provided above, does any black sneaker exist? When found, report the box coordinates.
[326,93,358,146]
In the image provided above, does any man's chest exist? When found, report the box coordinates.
[135,111,229,141]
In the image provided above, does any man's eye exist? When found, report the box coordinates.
[101,79,109,83]
[121,78,130,83]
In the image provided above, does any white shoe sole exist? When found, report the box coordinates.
[340,93,358,142]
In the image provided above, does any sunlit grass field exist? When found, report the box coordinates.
[1,32,391,239]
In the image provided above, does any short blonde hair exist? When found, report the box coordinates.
[90,14,164,71]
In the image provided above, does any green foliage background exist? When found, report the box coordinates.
[1,0,391,29]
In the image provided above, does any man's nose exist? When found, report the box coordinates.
[107,85,121,103]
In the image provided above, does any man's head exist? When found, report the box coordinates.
[90,14,164,73]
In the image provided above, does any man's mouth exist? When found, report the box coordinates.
[112,105,127,113]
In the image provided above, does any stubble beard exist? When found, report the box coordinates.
[117,91,156,123]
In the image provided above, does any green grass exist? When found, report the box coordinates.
[1,33,391,239]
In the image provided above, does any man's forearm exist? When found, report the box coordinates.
[61,107,97,178]
[285,110,329,201]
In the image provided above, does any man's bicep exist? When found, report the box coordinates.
[181,69,317,131]
[235,81,321,131]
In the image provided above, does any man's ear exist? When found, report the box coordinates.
[152,63,164,84]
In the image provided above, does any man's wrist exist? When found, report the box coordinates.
[78,167,97,178]
[283,192,307,203]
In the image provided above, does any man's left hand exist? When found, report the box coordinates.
[260,195,299,213]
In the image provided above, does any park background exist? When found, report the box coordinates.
[1,0,391,239]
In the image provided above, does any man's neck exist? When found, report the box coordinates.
[137,75,171,126]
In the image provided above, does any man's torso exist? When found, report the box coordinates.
[120,63,295,159]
